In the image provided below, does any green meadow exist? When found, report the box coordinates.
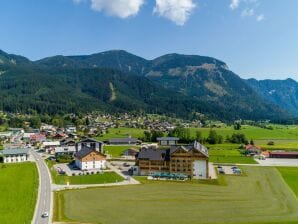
[278,167,298,197]
[54,166,298,224]
[96,127,145,141]
[0,163,38,224]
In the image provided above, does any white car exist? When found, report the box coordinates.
[41,211,49,218]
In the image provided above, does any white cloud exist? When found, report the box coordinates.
[90,0,145,18]
[154,0,196,26]
[241,8,254,17]
[256,14,264,21]
[230,0,240,10]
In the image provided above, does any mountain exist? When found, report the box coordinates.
[246,78,298,116]
[0,49,292,121]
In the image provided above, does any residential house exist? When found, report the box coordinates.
[43,141,60,154]
[1,148,30,163]
[75,147,106,170]
[29,133,46,144]
[55,139,76,157]
[157,137,180,146]
[75,138,103,153]
[135,141,209,179]
[245,144,262,155]
[108,137,139,145]
[122,148,139,158]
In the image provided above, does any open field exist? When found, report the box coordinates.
[0,162,38,224]
[54,166,298,224]
[96,127,145,141]
[104,145,140,158]
[190,125,298,140]
[209,146,257,164]
[47,160,124,185]
[278,167,298,197]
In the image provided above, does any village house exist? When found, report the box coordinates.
[55,139,76,157]
[108,137,139,145]
[245,144,262,155]
[157,137,180,146]
[29,133,46,144]
[75,138,103,153]
[75,147,106,170]
[135,141,209,179]
[43,141,61,154]
[1,148,30,163]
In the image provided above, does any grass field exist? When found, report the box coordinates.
[96,127,145,141]
[54,166,298,224]
[46,160,124,185]
[104,145,140,158]
[0,162,38,224]
[190,125,298,140]
[277,167,298,197]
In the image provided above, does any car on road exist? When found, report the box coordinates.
[41,211,49,218]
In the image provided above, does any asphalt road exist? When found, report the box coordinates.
[31,150,52,224]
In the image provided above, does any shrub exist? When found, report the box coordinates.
[267,141,275,145]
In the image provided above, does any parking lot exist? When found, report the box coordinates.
[217,165,242,175]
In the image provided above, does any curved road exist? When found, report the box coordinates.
[31,149,52,224]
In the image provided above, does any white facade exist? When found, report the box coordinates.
[3,154,28,163]
[193,160,207,179]
[75,159,106,170]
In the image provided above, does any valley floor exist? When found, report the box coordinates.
[54,166,298,224]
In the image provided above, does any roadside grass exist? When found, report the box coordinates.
[46,160,124,185]
[54,166,298,224]
[0,162,38,224]
[277,167,298,197]
[104,145,140,158]
[96,127,145,141]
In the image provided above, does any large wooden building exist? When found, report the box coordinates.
[135,141,209,179]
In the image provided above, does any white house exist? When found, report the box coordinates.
[75,147,106,170]
[1,148,30,163]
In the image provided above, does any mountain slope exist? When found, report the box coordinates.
[246,78,298,116]
[36,50,291,121]
[0,49,292,121]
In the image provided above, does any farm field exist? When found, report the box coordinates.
[190,125,298,140]
[0,162,38,224]
[277,167,298,197]
[104,145,140,158]
[54,166,298,224]
[47,160,124,185]
[96,127,145,141]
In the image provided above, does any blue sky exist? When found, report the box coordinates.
[0,0,298,80]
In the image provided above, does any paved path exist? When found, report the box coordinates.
[31,150,52,224]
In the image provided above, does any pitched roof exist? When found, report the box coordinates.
[79,138,103,144]
[75,147,105,160]
[137,147,170,161]
[1,148,29,155]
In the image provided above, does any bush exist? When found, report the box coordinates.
[267,141,275,145]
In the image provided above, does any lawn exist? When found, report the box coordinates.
[54,166,298,224]
[0,162,38,224]
[46,160,124,185]
[277,167,298,197]
[96,127,145,141]
[104,145,140,158]
[208,144,257,164]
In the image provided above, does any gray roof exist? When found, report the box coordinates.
[157,137,180,141]
[78,138,103,144]
[1,148,29,155]
[137,141,208,161]
[137,147,170,161]
[75,147,94,159]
